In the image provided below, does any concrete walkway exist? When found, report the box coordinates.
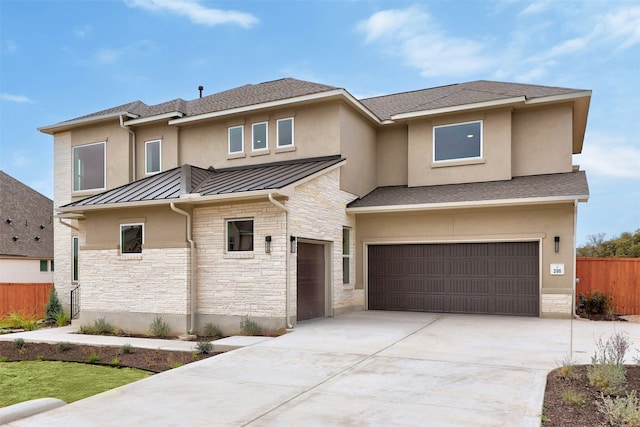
[3,312,640,426]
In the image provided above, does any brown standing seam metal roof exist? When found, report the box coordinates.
[62,156,344,208]
[347,171,589,209]
[44,79,586,128]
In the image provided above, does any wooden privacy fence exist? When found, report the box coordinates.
[0,283,53,319]
[576,258,640,315]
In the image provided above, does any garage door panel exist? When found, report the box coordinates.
[368,242,539,316]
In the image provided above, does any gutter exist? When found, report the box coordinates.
[170,203,196,335]
[268,193,293,329]
[119,115,137,181]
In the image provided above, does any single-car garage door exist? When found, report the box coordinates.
[368,242,539,316]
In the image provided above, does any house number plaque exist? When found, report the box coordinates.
[550,263,565,275]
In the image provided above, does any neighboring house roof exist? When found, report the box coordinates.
[60,156,345,211]
[0,171,53,258]
[347,171,589,213]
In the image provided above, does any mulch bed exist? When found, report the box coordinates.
[0,341,219,373]
[543,365,640,426]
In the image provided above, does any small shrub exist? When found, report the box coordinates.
[557,355,580,380]
[13,338,26,350]
[170,361,184,369]
[582,290,614,317]
[240,315,262,336]
[8,312,40,331]
[562,388,587,406]
[149,316,170,338]
[92,318,113,335]
[44,287,63,324]
[120,343,133,354]
[593,332,632,365]
[55,310,70,327]
[56,341,72,352]
[597,390,640,427]
[588,363,627,395]
[86,353,100,363]
[191,351,199,361]
[203,322,222,338]
[195,341,213,354]
[110,357,120,367]
[35,355,44,361]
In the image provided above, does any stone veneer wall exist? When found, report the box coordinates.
[288,168,363,316]
[541,293,573,317]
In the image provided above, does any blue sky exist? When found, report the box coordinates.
[1,0,638,245]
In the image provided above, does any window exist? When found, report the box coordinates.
[277,118,294,148]
[433,121,482,162]
[252,122,268,151]
[40,260,48,272]
[72,236,79,281]
[50,260,54,272]
[145,139,161,174]
[227,219,253,252]
[120,224,144,254]
[342,227,350,284]
[228,126,244,154]
[73,141,106,191]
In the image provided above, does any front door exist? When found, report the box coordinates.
[296,242,326,321]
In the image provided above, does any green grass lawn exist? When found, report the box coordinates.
[0,361,150,407]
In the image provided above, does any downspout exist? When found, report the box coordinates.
[119,115,136,181]
[170,203,196,335]
[58,217,79,231]
[268,193,293,329]
[570,199,579,356]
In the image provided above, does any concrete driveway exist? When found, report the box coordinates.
[5,312,640,426]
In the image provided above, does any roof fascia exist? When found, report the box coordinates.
[38,112,139,135]
[524,90,592,105]
[390,97,526,120]
[346,194,590,214]
[168,89,382,126]
[125,111,185,126]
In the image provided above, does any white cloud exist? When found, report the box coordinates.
[576,133,640,180]
[125,0,258,28]
[519,2,549,16]
[356,6,491,77]
[92,40,156,65]
[4,40,17,53]
[11,152,31,168]
[73,24,93,38]
[0,93,34,103]
[596,6,640,50]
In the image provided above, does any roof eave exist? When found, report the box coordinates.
[125,111,185,126]
[390,97,526,121]
[346,194,590,214]
[168,89,382,126]
[38,112,139,135]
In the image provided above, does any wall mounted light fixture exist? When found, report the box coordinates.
[265,235,272,254]
[290,235,297,253]
[554,236,560,253]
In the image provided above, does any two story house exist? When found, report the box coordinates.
[39,78,590,335]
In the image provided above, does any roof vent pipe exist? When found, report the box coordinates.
[198,86,204,98]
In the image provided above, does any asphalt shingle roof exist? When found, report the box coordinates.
[347,171,589,209]
[63,156,344,208]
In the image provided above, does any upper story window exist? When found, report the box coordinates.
[252,122,268,151]
[73,141,105,192]
[120,223,144,254]
[433,121,482,162]
[227,218,254,252]
[228,126,244,154]
[145,139,161,175]
[277,118,294,148]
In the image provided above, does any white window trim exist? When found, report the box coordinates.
[342,227,351,285]
[252,122,269,152]
[228,125,244,155]
[225,218,254,253]
[144,139,162,175]
[432,120,483,163]
[120,223,144,254]
[72,141,106,193]
[72,236,79,282]
[276,117,295,148]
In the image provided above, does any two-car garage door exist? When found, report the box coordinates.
[368,242,539,316]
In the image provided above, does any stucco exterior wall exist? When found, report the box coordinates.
[376,126,409,187]
[339,105,377,197]
[135,124,180,176]
[288,168,362,314]
[0,258,53,283]
[354,203,577,317]
[512,104,574,176]
[407,109,512,187]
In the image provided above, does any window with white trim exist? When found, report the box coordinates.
[433,121,482,162]
[73,141,106,191]
[72,236,79,282]
[120,223,144,254]
[40,260,48,272]
[252,122,268,151]
[227,219,254,252]
[276,117,294,148]
[342,227,351,284]
[145,139,161,174]
[228,126,244,154]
